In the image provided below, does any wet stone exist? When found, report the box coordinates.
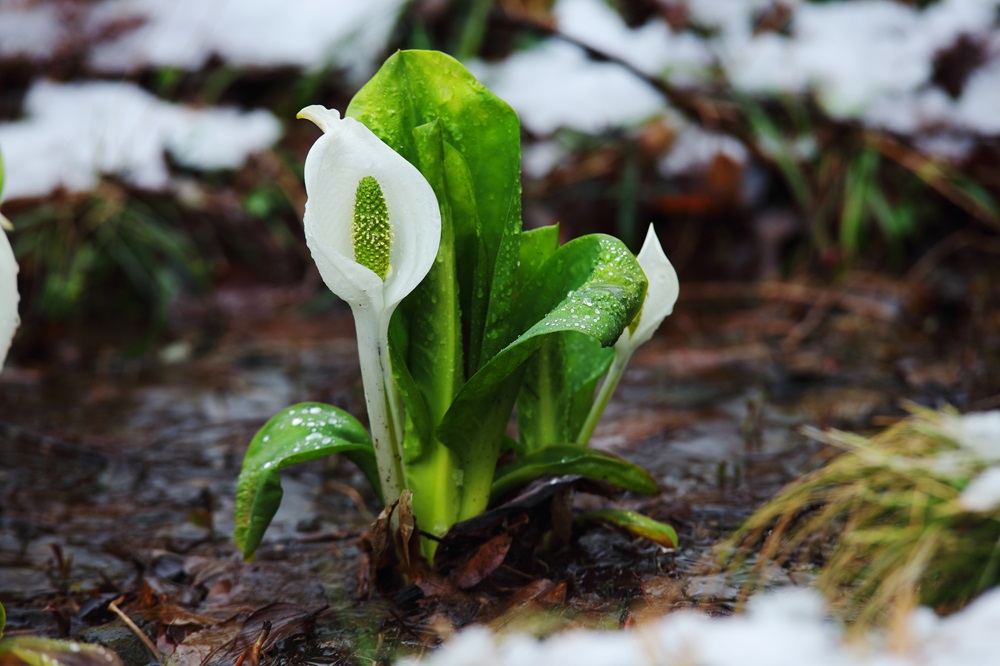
[77,620,151,666]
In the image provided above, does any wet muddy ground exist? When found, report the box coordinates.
[0,268,996,664]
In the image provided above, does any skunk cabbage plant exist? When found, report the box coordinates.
[297,105,442,504]
[235,51,679,563]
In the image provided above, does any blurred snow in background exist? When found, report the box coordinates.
[0,0,407,201]
[84,0,406,79]
[0,81,281,199]
[399,586,1000,666]
[0,0,998,206]
[0,0,407,78]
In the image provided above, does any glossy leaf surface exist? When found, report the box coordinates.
[491,445,659,501]
[441,233,647,518]
[234,402,377,559]
[577,508,678,548]
[0,637,124,666]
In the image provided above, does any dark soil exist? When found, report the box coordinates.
[2,254,996,664]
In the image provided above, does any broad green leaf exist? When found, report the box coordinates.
[516,225,559,296]
[0,637,124,666]
[516,225,615,453]
[576,509,678,549]
[439,233,647,520]
[517,335,569,454]
[402,120,466,432]
[450,233,646,404]
[491,445,659,501]
[388,322,433,461]
[234,402,378,560]
[518,332,614,454]
[514,225,564,453]
[346,49,522,374]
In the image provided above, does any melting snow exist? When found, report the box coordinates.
[0,0,407,81]
[470,40,669,136]
[959,466,1000,512]
[0,80,281,200]
[0,2,65,60]
[85,0,407,81]
[945,410,1000,462]
[399,586,1000,666]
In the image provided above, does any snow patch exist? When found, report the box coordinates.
[0,2,66,60]
[555,0,712,81]
[658,126,748,177]
[0,80,282,200]
[959,466,1000,512]
[470,40,668,135]
[84,0,407,80]
[944,410,1000,462]
[399,586,1000,666]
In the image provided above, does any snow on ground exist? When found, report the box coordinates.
[0,0,407,81]
[554,0,712,82]
[0,1,66,60]
[469,40,671,136]
[399,586,1000,666]
[2,0,999,192]
[943,410,1000,512]
[482,0,1000,135]
[472,0,1000,175]
[0,80,281,200]
[85,0,408,81]
[688,0,997,110]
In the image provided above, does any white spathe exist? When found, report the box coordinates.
[0,228,19,369]
[616,223,679,354]
[297,105,441,502]
[298,105,441,315]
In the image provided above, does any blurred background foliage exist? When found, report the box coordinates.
[0,0,997,360]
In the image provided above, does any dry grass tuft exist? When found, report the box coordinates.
[720,405,1000,630]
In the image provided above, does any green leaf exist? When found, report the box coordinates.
[234,402,378,560]
[453,233,646,405]
[491,445,660,501]
[515,225,615,453]
[0,599,5,639]
[576,509,678,548]
[402,120,467,432]
[514,225,565,453]
[0,637,124,666]
[440,233,647,520]
[346,49,522,375]
[516,225,560,297]
[518,332,614,454]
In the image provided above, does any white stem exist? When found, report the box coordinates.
[353,304,406,503]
